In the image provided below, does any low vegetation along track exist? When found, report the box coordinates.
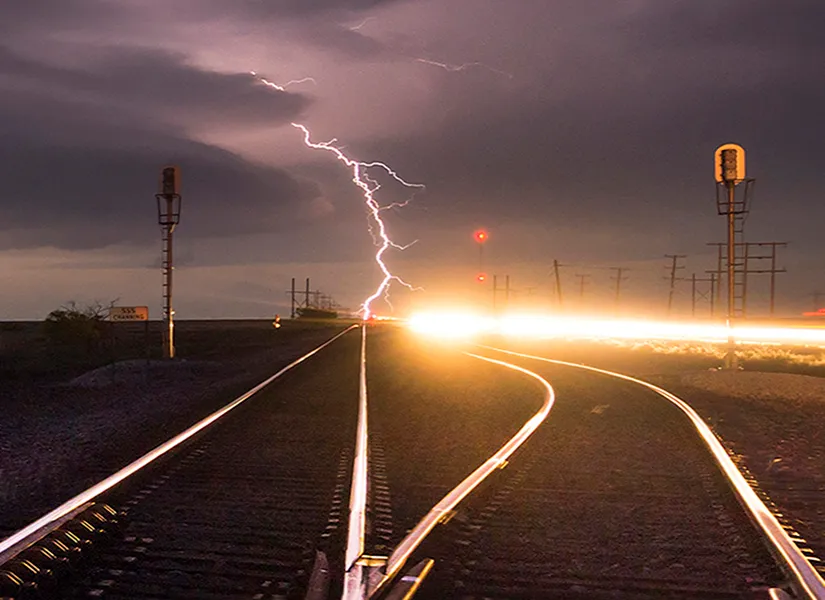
[2,326,824,598]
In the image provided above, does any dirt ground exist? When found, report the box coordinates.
[0,320,350,534]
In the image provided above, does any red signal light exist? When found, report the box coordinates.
[476,273,487,283]
[474,229,488,243]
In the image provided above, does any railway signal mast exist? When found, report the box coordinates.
[474,229,488,283]
[156,166,182,359]
[714,143,752,369]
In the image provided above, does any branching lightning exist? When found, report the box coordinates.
[415,58,513,79]
[291,123,425,319]
[250,71,317,91]
[348,16,375,31]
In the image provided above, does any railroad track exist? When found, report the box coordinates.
[0,326,361,599]
[409,346,822,599]
[2,327,824,598]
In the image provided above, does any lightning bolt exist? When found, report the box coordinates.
[291,124,425,319]
[415,58,513,79]
[250,71,317,91]
[348,16,375,31]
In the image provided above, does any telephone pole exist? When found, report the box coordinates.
[707,241,785,317]
[552,259,564,309]
[290,278,296,318]
[156,166,182,359]
[574,273,590,307]
[812,291,824,312]
[665,254,686,316]
[492,275,509,311]
[765,242,787,316]
[610,267,629,314]
[691,273,716,317]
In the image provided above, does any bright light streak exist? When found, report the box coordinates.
[250,71,317,91]
[407,311,496,339]
[292,123,425,319]
[415,58,513,79]
[407,310,825,347]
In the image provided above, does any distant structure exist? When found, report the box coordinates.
[286,277,340,319]
[664,254,686,316]
[706,241,786,317]
[610,266,629,314]
[551,260,564,309]
[690,272,716,317]
[491,274,511,311]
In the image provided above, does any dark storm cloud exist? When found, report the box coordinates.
[0,45,310,131]
[0,45,320,250]
[188,0,400,58]
[0,116,320,250]
[2,1,821,266]
[196,0,404,19]
[0,0,122,35]
[354,0,825,235]
[87,48,311,127]
[631,0,825,53]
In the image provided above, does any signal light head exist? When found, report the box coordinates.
[714,143,746,183]
[474,229,488,243]
[476,273,487,283]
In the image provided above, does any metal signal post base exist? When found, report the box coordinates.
[725,182,738,370]
[156,192,181,359]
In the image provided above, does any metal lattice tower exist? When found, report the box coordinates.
[156,166,182,359]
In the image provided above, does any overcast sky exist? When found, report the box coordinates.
[1,0,824,319]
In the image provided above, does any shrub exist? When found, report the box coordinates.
[42,301,113,350]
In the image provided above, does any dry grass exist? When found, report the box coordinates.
[624,340,825,377]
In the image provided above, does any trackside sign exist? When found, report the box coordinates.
[108,306,149,321]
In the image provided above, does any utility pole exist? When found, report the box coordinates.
[692,273,696,317]
[769,245,778,316]
[691,273,716,317]
[610,267,628,314]
[707,241,785,318]
[290,278,296,318]
[765,242,787,316]
[714,243,723,308]
[552,259,564,309]
[665,254,686,316]
[492,275,509,312]
[574,274,590,307]
[156,166,182,359]
[710,272,716,317]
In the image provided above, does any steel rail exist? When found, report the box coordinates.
[480,345,825,600]
[373,352,555,597]
[342,324,371,599]
[0,325,358,564]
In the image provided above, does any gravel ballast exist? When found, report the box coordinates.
[0,325,348,535]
